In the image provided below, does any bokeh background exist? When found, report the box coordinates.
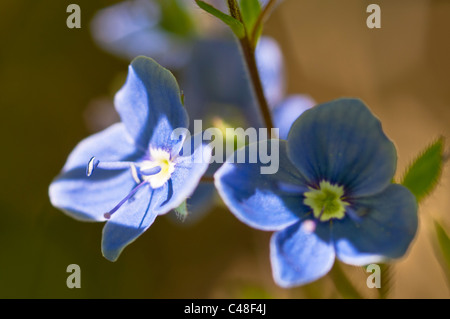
[0,0,449,298]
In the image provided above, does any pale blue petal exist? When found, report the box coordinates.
[101,183,156,262]
[256,36,285,108]
[90,0,190,68]
[271,221,335,288]
[333,184,418,266]
[181,38,261,127]
[214,140,309,231]
[114,56,189,150]
[49,123,141,221]
[287,98,397,197]
[272,94,315,139]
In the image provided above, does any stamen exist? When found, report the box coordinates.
[86,157,137,176]
[104,181,148,220]
[140,166,162,176]
[130,164,141,184]
[86,157,99,177]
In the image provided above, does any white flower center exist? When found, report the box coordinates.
[140,148,175,189]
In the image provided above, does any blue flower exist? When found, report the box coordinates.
[49,56,211,261]
[214,98,418,287]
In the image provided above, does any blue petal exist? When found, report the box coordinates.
[214,140,309,231]
[271,221,335,288]
[181,38,261,127]
[102,183,156,262]
[272,94,315,139]
[49,123,141,221]
[287,98,397,197]
[333,184,418,266]
[90,0,191,68]
[256,36,285,108]
[115,56,189,150]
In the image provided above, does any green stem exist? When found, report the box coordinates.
[251,0,277,43]
[227,0,242,22]
[227,0,274,134]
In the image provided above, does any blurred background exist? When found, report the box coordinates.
[0,0,449,298]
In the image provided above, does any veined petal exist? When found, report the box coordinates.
[214,140,309,231]
[115,56,189,150]
[49,123,141,221]
[272,94,315,139]
[102,183,156,262]
[333,184,418,266]
[271,221,335,288]
[287,98,397,197]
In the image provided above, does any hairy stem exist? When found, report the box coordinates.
[227,0,274,134]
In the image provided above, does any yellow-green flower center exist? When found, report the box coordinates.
[303,181,349,222]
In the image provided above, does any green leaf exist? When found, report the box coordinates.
[196,0,245,38]
[239,0,261,33]
[401,137,445,202]
[174,200,188,221]
[156,0,196,37]
[434,221,450,281]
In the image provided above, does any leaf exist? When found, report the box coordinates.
[174,200,188,221]
[434,220,450,286]
[239,0,261,34]
[195,1,245,38]
[401,136,445,202]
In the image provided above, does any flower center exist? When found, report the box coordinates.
[139,148,175,189]
[303,181,349,222]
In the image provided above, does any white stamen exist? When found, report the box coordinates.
[130,164,141,184]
